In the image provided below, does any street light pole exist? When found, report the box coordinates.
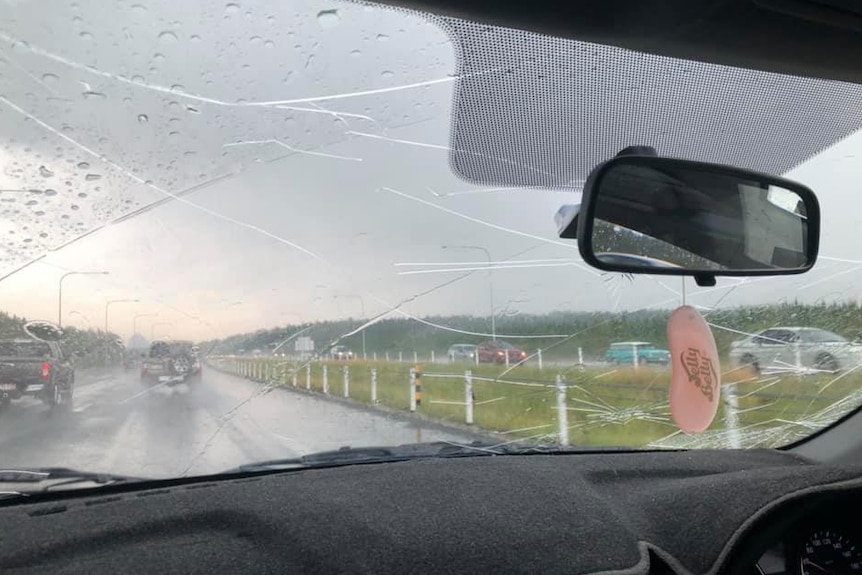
[58,271,109,327]
[443,245,495,341]
[132,313,158,339]
[337,294,367,358]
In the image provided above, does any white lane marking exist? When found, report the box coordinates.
[119,380,174,404]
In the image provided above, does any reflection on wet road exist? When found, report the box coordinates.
[0,367,475,479]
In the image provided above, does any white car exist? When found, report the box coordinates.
[729,327,862,374]
[330,346,355,361]
[447,344,478,362]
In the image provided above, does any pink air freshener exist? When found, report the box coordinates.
[667,305,721,433]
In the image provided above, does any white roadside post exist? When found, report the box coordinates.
[465,370,474,425]
[373,352,378,362]
[431,350,435,364]
[578,347,584,368]
[385,351,390,362]
[398,351,403,363]
[505,351,510,368]
[409,367,417,412]
[343,365,350,398]
[371,367,378,403]
[795,341,802,374]
[322,364,329,395]
[632,343,639,369]
[724,384,741,448]
[556,374,569,446]
[413,351,418,364]
[306,364,311,390]
[475,350,480,366]
[292,372,297,387]
[537,348,543,370]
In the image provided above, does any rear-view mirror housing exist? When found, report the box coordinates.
[576,155,820,285]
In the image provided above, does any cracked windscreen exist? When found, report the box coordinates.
[2,0,862,483]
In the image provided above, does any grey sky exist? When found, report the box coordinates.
[1,0,862,341]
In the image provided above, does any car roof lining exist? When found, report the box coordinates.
[358,2,862,189]
[370,0,862,85]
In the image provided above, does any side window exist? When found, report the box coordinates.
[756,330,784,345]
[765,329,796,344]
[773,330,798,343]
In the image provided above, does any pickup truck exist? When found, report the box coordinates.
[140,340,201,386]
[0,339,74,410]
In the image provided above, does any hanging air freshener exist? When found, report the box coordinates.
[667,303,721,434]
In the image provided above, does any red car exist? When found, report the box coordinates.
[477,341,528,364]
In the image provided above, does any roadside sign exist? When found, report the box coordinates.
[295,336,314,352]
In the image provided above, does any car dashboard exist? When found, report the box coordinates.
[0,449,861,574]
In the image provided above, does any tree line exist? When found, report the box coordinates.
[201,301,862,360]
[0,311,124,367]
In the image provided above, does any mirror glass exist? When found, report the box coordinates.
[22,320,65,342]
[587,160,814,273]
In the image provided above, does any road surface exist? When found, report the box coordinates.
[0,367,476,479]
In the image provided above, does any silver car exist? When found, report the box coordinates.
[729,327,862,373]
[447,344,478,363]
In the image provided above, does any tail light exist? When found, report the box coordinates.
[41,362,51,381]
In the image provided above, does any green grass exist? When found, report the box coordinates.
[217,358,862,449]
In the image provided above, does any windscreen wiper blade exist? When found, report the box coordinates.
[226,441,598,473]
[0,467,144,498]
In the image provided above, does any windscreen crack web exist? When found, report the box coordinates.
[436,17,862,189]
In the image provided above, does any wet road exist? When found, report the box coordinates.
[0,367,476,479]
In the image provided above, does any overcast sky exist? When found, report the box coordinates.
[2,0,862,342]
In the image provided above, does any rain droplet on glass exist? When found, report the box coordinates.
[38,166,54,178]
[137,113,148,124]
[317,9,339,29]
[158,30,178,44]
[84,174,102,181]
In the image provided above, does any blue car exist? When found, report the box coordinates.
[605,341,670,366]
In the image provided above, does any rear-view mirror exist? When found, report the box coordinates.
[576,155,820,285]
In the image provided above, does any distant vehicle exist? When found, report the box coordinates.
[448,344,478,362]
[141,340,202,386]
[477,341,528,364]
[605,342,670,366]
[729,327,861,374]
[0,339,74,410]
[330,346,354,360]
